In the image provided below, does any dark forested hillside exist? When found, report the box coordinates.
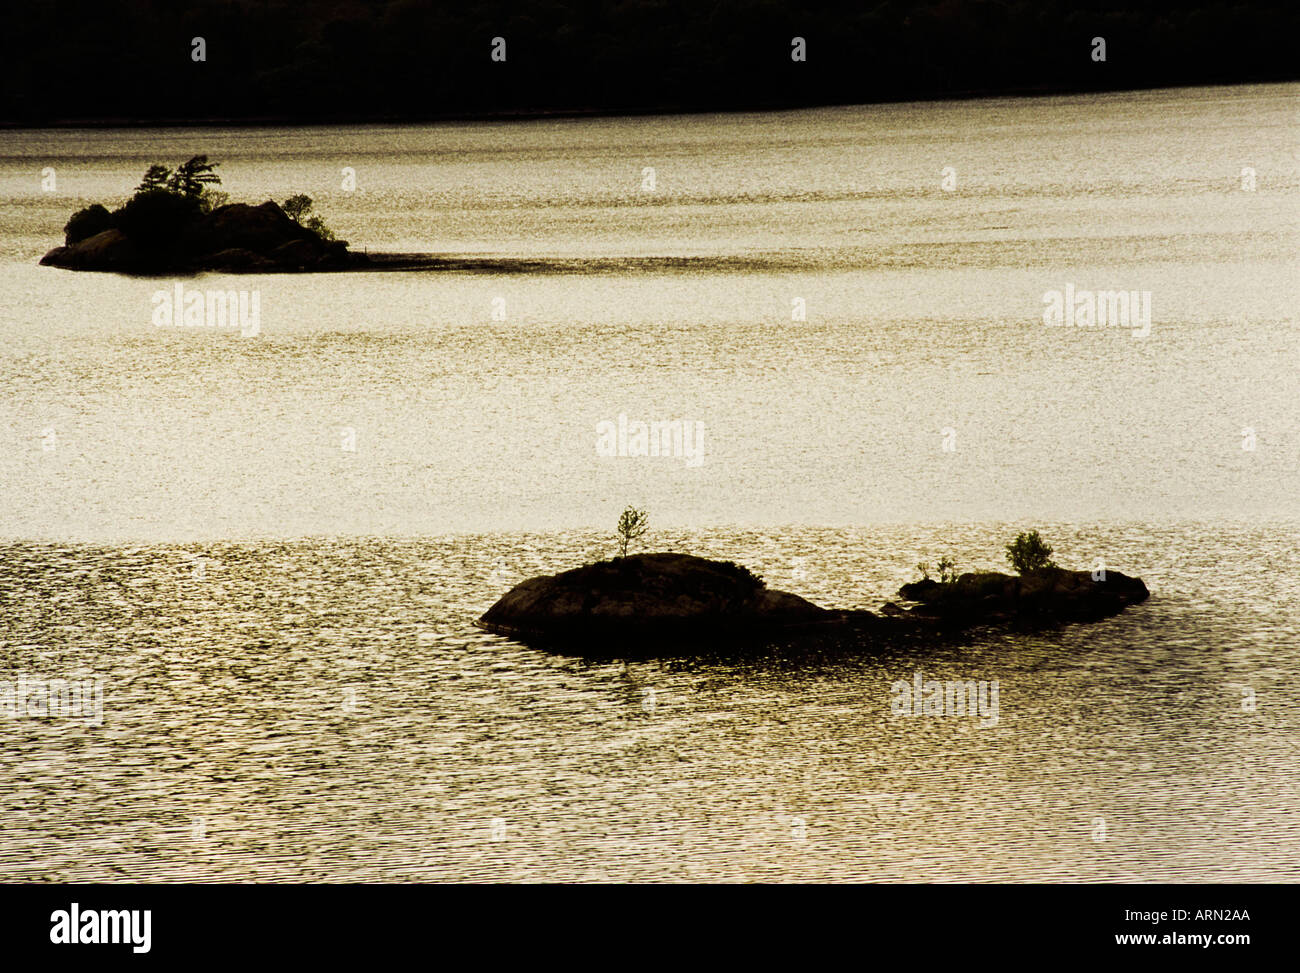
[3,0,1295,124]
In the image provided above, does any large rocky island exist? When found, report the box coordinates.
[477,551,1150,656]
[40,154,369,275]
[41,199,368,275]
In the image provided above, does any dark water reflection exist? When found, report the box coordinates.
[1,523,1296,882]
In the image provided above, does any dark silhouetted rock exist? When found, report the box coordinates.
[269,238,325,269]
[63,204,114,245]
[40,199,366,274]
[478,553,1151,655]
[897,577,939,602]
[478,553,829,649]
[180,201,300,255]
[895,567,1150,627]
[206,248,279,273]
[40,229,143,272]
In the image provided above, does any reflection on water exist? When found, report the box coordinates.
[1,523,1298,882]
[0,84,1297,538]
[0,84,1297,881]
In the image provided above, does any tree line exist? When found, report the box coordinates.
[3,0,1296,124]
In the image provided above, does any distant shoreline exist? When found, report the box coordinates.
[2,78,1291,131]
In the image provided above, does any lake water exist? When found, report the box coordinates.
[0,84,1297,881]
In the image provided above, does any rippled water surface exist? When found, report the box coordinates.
[0,85,1297,881]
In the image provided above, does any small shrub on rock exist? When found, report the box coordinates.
[63,204,114,245]
[112,189,201,249]
[1005,531,1056,574]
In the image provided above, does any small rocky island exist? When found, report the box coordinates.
[477,536,1149,656]
[40,155,368,274]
